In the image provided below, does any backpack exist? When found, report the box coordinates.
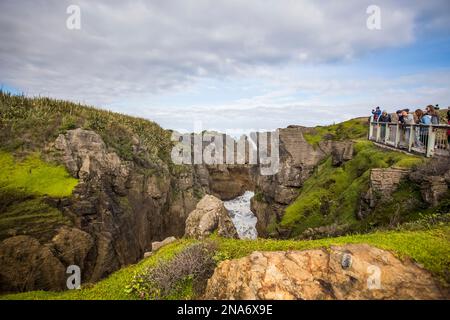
[431,115,439,125]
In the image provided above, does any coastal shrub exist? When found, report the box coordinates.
[127,242,218,300]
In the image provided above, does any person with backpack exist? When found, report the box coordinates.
[426,105,440,124]
[371,106,381,122]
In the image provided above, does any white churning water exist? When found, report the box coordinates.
[223,191,258,240]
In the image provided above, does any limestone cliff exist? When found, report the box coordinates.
[0,128,206,292]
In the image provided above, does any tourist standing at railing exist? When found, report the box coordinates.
[379,111,391,123]
[378,111,391,140]
[372,107,381,122]
[402,110,414,124]
[396,110,404,124]
[426,105,440,125]
[419,110,432,147]
[401,110,414,146]
[414,109,426,148]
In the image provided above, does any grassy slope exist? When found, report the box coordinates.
[0,151,78,241]
[303,117,368,146]
[0,152,77,197]
[2,224,449,300]
[279,141,426,236]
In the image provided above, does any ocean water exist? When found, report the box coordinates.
[223,191,258,240]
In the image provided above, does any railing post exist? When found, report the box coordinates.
[369,122,373,140]
[394,124,400,148]
[426,126,436,157]
[408,125,414,152]
[375,123,381,142]
[385,124,390,144]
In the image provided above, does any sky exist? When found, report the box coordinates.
[1,0,450,133]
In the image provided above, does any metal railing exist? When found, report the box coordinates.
[369,121,450,157]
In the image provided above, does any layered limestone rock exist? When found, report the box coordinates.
[185,195,238,239]
[205,244,447,300]
[369,168,410,198]
[0,128,206,292]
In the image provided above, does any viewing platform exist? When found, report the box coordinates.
[368,121,450,157]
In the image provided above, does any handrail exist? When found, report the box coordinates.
[368,121,450,157]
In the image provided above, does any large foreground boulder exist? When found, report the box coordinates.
[184,195,238,239]
[205,244,447,300]
[0,236,66,292]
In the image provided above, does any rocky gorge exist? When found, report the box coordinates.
[0,93,449,298]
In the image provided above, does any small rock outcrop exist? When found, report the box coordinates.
[151,236,177,252]
[185,195,238,239]
[330,141,354,166]
[420,176,448,207]
[205,244,446,300]
[358,168,410,219]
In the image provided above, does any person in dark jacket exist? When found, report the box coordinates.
[378,111,391,140]
[396,110,404,124]
[378,111,391,123]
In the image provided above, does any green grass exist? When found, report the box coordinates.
[303,117,368,146]
[0,151,77,240]
[2,225,449,300]
[281,141,426,236]
[0,151,78,197]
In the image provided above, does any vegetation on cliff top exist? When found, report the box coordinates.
[0,91,172,163]
[2,224,449,300]
[303,117,368,146]
[279,140,426,237]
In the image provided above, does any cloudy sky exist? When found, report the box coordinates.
[1,0,450,133]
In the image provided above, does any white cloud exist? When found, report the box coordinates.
[1,0,449,131]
